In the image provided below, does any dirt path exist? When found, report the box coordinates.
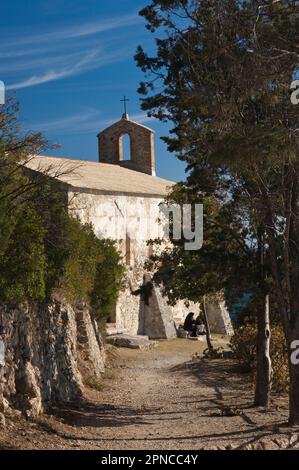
[0,338,297,450]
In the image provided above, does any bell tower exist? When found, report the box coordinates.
[97,111,156,176]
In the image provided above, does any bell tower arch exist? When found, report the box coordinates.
[97,113,155,176]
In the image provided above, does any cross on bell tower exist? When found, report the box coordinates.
[120,96,130,119]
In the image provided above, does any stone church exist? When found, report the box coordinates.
[27,111,233,339]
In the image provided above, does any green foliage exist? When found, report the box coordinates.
[22,179,71,295]
[0,182,125,319]
[0,204,46,303]
[58,217,125,321]
[136,0,299,324]
[137,0,299,417]
[229,323,257,372]
[52,217,98,304]
[230,323,289,393]
[0,99,125,320]
[0,98,50,303]
[147,182,267,310]
[90,239,125,320]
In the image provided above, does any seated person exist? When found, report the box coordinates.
[183,312,197,337]
[195,313,206,335]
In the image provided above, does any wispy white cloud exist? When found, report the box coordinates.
[129,113,155,125]
[1,13,139,50]
[29,108,102,133]
[105,113,155,129]
[6,50,97,90]
[27,109,154,135]
[6,47,131,90]
[8,70,75,91]
[3,13,141,91]
[2,50,92,74]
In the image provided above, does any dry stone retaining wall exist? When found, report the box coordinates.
[0,298,105,425]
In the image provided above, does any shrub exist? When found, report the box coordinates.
[0,100,125,317]
[57,216,125,322]
[230,322,289,392]
[0,179,125,322]
[0,204,47,303]
[229,322,256,372]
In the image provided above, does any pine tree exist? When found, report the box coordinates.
[136,0,299,421]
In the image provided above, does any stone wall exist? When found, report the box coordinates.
[143,275,177,340]
[206,302,234,336]
[0,298,105,424]
[68,189,162,335]
[68,188,234,338]
[98,116,155,176]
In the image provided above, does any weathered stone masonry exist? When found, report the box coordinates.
[98,114,155,176]
[26,114,234,340]
[0,298,105,423]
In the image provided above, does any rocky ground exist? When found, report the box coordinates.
[0,338,298,450]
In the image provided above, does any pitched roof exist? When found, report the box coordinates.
[26,155,175,197]
[97,116,155,136]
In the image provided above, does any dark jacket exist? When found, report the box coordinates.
[183,314,194,331]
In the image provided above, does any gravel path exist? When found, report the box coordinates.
[0,338,297,450]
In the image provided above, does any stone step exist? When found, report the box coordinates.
[106,325,128,337]
[106,334,157,350]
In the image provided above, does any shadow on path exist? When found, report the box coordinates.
[48,400,151,428]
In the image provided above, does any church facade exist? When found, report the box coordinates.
[27,113,233,338]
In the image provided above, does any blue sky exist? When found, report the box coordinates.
[0,0,187,182]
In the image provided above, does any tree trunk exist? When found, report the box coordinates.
[254,295,272,407]
[203,296,213,352]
